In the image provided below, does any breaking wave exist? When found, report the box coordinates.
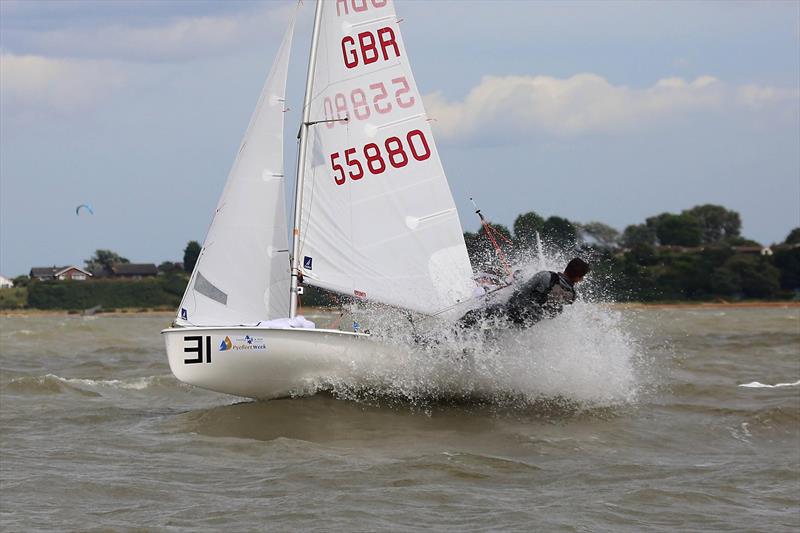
[739,380,800,388]
[5,374,174,395]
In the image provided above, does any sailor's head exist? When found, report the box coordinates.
[564,258,590,284]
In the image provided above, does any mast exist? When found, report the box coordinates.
[290,0,324,318]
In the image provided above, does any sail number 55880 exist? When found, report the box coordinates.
[331,129,431,185]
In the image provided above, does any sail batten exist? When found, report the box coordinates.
[349,14,397,27]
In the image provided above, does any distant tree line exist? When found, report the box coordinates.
[5,209,798,309]
[12,243,201,288]
[4,245,200,310]
[26,277,184,310]
[464,204,800,302]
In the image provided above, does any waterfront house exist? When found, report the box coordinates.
[29,266,93,281]
[732,245,773,256]
[110,263,158,279]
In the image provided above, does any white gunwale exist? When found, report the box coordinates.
[162,326,369,338]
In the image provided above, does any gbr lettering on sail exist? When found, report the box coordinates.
[327,0,433,186]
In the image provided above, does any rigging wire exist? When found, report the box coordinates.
[470,197,513,277]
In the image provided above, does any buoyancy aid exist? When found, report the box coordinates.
[505,271,576,326]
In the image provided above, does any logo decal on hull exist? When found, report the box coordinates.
[219,336,233,351]
[219,334,266,352]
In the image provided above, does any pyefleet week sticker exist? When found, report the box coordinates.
[219,335,266,352]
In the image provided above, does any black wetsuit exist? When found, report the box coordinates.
[458,271,577,329]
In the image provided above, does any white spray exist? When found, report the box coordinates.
[316,242,648,409]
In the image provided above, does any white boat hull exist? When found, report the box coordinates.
[162,327,394,400]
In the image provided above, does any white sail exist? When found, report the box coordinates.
[295,0,474,315]
[176,14,296,326]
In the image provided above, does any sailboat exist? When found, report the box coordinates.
[162,0,477,399]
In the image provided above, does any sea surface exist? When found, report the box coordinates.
[1,307,798,531]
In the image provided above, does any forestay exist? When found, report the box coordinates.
[176,14,296,326]
[296,0,474,315]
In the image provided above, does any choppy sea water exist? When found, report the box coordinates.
[1,307,798,531]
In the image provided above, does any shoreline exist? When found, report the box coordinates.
[0,309,176,318]
[1,301,798,317]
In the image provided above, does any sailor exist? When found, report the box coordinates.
[458,258,590,329]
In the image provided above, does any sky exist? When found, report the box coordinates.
[1,0,798,277]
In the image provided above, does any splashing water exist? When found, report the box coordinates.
[322,301,643,408]
[318,246,649,409]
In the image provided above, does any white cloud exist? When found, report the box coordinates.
[4,3,292,62]
[736,84,799,108]
[0,53,126,114]
[423,74,797,140]
[0,3,295,120]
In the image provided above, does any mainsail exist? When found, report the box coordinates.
[295,0,474,315]
[176,13,296,326]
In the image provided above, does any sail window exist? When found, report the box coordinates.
[194,272,228,305]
